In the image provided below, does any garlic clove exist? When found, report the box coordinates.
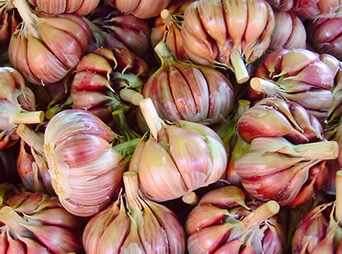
[222,0,247,48]
[75,0,100,15]
[198,0,227,48]
[138,138,187,201]
[120,218,145,254]
[187,224,230,254]
[76,53,112,76]
[201,66,234,120]
[18,236,50,254]
[263,49,288,76]
[7,236,26,253]
[284,61,335,89]
[83,203,120,253]
[143,68,182,122]
[25,208,79,229]
[214,239,243,254]
[35,0,67,14]
[27,34,69,84]
[0,231,8,253]
[147,201,186,254]
[175,64,210,121]
[72,90,114,109]
[168,125,210,190]
[185,204,229,235]
[280,49,319,76]
[37,19,82,68]
[167,65,199,121]
[7,192,45,214]
[23,224,79,253]
[243,0,268,48]
[199,186,248,209]
[138,202,168,253]
[72,72,111,90]
[97,202,130,254]
[204,135,227,184]
[271,11,293,50]
[292,204,329,253]
[311,233,335,253]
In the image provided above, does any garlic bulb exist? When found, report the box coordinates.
[186,186,284,254]
[0,190,82,253]
[143,42,234,125]
[83,171,186,254]
[129,98,227,204]
[9,0,91,85]
[44,109,125,217]
[235,137,338,207]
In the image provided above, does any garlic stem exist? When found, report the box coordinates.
[250,77,279,95]
[0,206,30,237]
[16,124,44,155]
[182,191,198,206]
[160,9,176,27]
[10,111,45,125]
[123,171,142,211]
[154,41,175,63]
[113,138,141,156]
[112,110,141,141]
[230,49,249,84]
[12,0,39,38]
[336,170,342,223]
[119,89,144,106]
[139,98,162,140]
[294,141,338,161]
[242,200,280,229]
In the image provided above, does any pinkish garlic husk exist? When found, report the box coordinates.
[185,185,284,254]
[82,171,186,254]
[129,98,227,204]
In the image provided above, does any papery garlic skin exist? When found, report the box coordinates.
[0,191,81,254]
[44,109,124,217]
